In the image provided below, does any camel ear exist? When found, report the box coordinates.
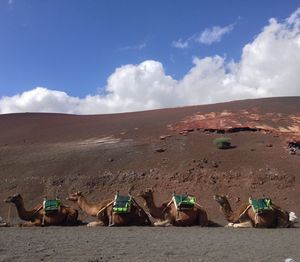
[128,186,134,194]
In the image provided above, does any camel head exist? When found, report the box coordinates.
[138,188,154,202]
[5,193,22,204]
[213,195,229,207]
[66,191,82,202]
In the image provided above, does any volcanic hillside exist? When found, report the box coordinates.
[0,97,299,223]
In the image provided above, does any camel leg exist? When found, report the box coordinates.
[276,210,291,228]
[197,209,208,226]
[65,214,79,226]
[87,221,105,227]
[226,221,253,228]
[153,219,172,227]
[19,220,42,227]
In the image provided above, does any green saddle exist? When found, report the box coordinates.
[173,194,196,210]
[249,198,273,214]
[112,195,132,213]
[43,199,61,213]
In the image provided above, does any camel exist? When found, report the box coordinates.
[5,194,80,227]
[139,188,209,226]
[67,191,112,227]
[214,195,298,228]
[67,191,151,227]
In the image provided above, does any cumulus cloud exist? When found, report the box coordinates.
[197,24,235,44]
[1,8,300,114]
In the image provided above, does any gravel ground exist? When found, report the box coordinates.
[0,227,299,262]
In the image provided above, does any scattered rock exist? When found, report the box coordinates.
[179,131,189,136]
[208,175,217,184]
[154,148,166,153]
[289,149,296,155]
[51,178,65,186]
[107,158,114,162]
[265,144,273,147]
[160,135,171,140]
[287,141,299,155]
[183,128,194,132]
[211,161,218,168]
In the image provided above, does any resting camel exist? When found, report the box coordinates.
[214,195,298,228]
[5,194,80,227]
[67,191,151,227]
[139,188,209,226]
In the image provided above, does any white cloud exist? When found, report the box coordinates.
[172,23,234,48]
[1,8,300,114]
[172,38,190,49]
[118,42,146,51]
[197,24,235,45]
[8,0,14,5]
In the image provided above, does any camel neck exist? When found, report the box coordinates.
[14,200,35,221]
[77,196,96,215]
[220,200,234,220]
[144,196,154,209]
[143,195,164,220]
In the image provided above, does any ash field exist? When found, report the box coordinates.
[0,97,299,261]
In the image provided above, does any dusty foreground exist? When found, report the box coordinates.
[0,227,299,262]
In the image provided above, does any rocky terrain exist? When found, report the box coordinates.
[0,97,299,224]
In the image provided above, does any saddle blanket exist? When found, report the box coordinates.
[43,199,61,213]
[249,198,272,214]
[173,194,196,210]
[113,195,132,213]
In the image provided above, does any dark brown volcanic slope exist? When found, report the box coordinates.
[0,97,299,224]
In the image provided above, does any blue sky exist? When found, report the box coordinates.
[0,1,300,114]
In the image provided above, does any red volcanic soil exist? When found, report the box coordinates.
[0,97,299,224]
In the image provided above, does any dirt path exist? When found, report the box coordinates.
[0,227,299,262]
